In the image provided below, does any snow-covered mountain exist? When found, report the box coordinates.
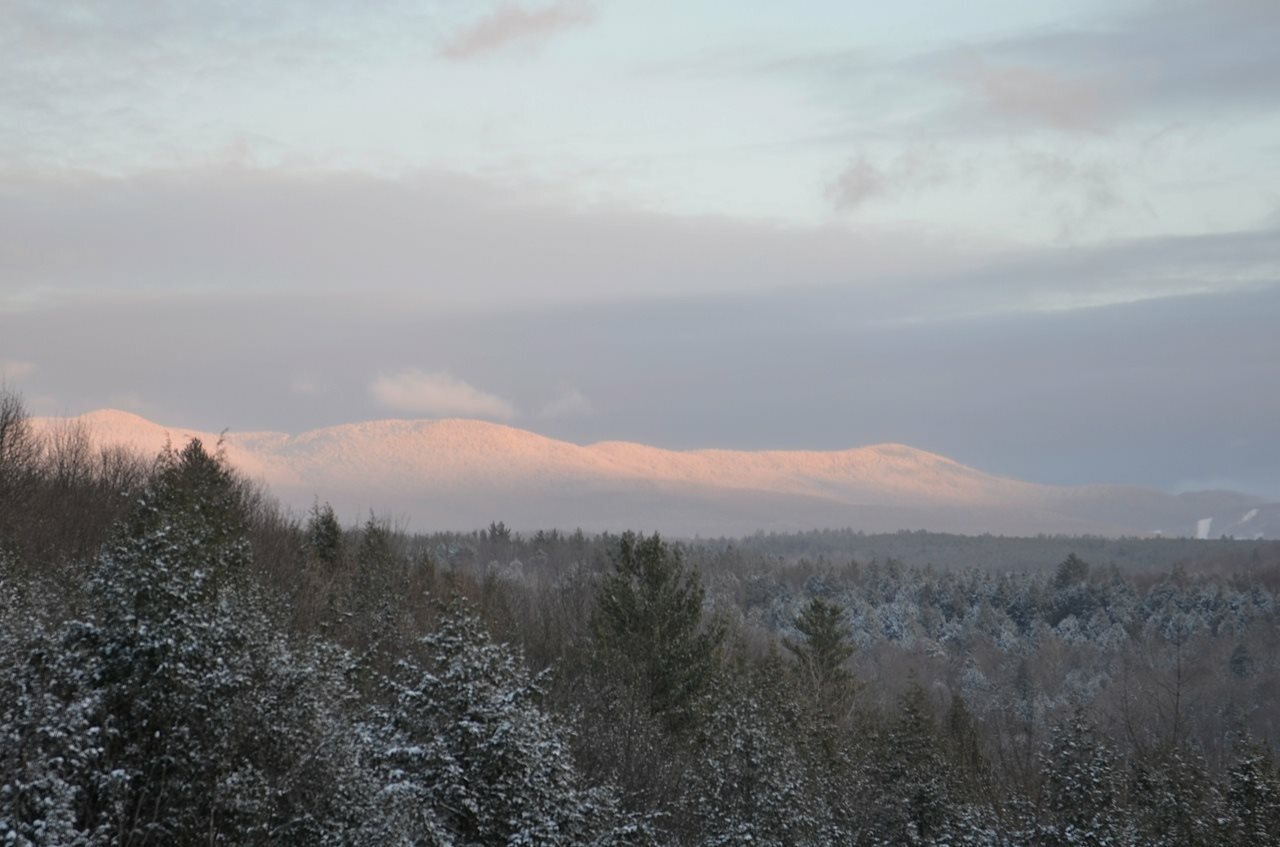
[31,410,1279,538]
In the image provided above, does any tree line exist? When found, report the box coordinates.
[2,390,1278,845]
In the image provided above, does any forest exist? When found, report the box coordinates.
[2,389,1279,846]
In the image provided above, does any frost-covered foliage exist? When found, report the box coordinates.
[1128,746,1223,846]
[0,601,105,845]
[741,558,1276,656]
[376,600,649,846]
[1223,740,1280,846]
[849,684,995,847]
[682,666,827,846]
[1,440,384,845]
[1032,710,1133,846]
[2,439,649,846]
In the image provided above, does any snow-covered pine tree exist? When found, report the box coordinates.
[378,598,650,846]
[0,581,109,846]
[1224,737,1280,846]
[857,683,971,846]
[1034,709,1133,846]
[1128,745,1224,847]
[682,663,828,846]
[1,438,381,845]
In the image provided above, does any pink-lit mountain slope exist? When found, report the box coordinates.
[30,410,1278,538]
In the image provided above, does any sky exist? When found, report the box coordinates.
[2,0,1278,497]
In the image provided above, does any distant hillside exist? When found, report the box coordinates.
[32,410,1279,538]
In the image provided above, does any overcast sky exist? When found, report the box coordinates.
[2,0,1278,496]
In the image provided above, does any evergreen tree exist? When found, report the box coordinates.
[784,596,856,718]
[380,599,650,846]
[682,654,832,846]
[305,499,344,569]
[859,683,976,845]
[2,439,380,844]
[945,692,991,803]
[1129,745,1224,846]
[1052,554,1090,591]
[1035,709,1132,846]
[591,532,725,734]
[349,512,403,650]
[1224,738,1280,846]
[0,603,107,845]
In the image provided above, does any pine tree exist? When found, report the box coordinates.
[1224,738,1280,846]
[0,439,380,844]
[348,512,403,650]
[591,532,725,735]
[1129,745,1224,846]
[892,684,955,842]
[305,499,344,569]
[379,599,650,846]
[784,596,856,719]
[1035,709,1132,846]
[1052,554,1090,591]
[684,675,822,847]
[0,598,107,845]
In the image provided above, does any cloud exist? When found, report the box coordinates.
[1015,151,1121,239]
[0,359,35,381]
[737,0,1279,141]
[0,164,974,309]
[952,57,1109,132]
[537,387,593,419]
[931,0,1280,133]
[827,148,950,212]
[826,157,886,211]
[438,3,592,60]
[370,370,515,419]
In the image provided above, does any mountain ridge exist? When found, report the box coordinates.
[31,410,1276,539]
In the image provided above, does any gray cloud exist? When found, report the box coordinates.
[0,165,978,309]
[723,0,1279,141]
[438,2,592,60]
[826,157,886,211]
[937,0,1280,132]
[1013,150,1121,239]
[827,147,951,212]
[2,163,1275,321]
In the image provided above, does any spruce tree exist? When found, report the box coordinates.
[1035,709,1132,846]
[591,532,725,734]
[784,595,856,718]
[380,599,649,846]
[305,499,344,569]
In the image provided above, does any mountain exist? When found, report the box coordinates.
[30,410,1279,538]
